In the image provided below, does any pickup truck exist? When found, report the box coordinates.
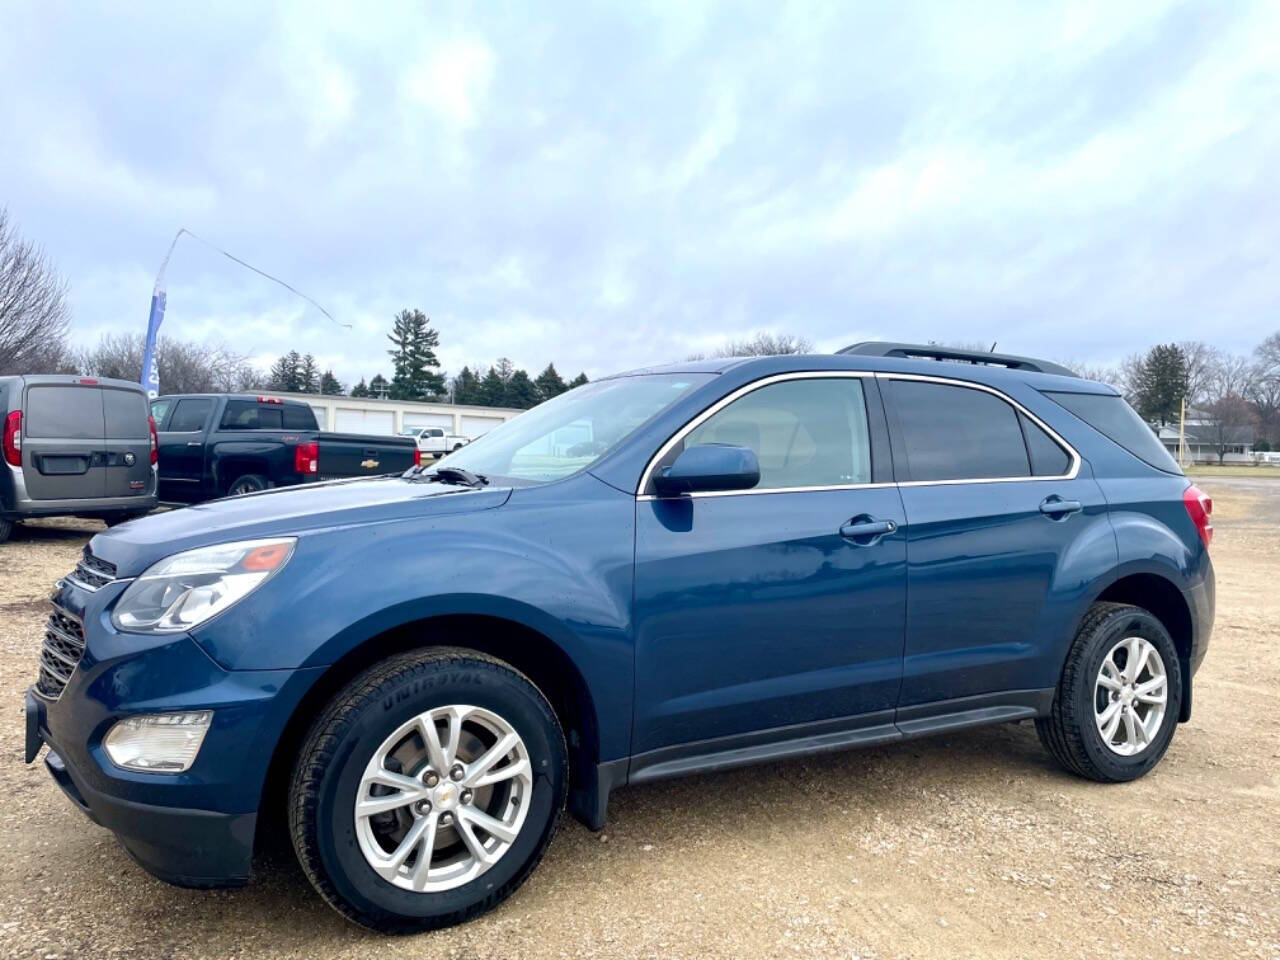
[398,425,469,458]
[149,393,418,502]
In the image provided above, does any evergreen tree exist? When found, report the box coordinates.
[493,357,515,383]
[505,368,539,409]
[298,353,320,393]
[477,366,507,406]
[369,373,390,398]
[319,370,344,395]
[387,308,446,400]
[349,377,370,398]
[534,363,567,402]
[267,351,303,392]
[451,366,480,405]
[569,372,589,388]
[1132,344,1189,426]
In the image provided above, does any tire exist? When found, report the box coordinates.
[452,444,463,452]
[102,510,149,527]
[1036,602,1183,782]
[0,517,12,544]
[289,648,568,933]
[226,474,268,496]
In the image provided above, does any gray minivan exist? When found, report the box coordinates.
[1,375,157,543]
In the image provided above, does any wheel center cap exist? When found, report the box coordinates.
[1121,685,1135,704]
[432,782,460,811]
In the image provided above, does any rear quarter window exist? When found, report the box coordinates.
[1044,392,1181,474]
[24,385,104,439]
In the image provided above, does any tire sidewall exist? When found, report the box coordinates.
[1073,608,1182,778]
[228,475,266,496]
[311,658,566,925]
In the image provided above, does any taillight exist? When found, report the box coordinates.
[3,410,20,467]
[414,447,422,468]
[294,441,319,475]
[148,415,158,465]
[1182,484,1213,548]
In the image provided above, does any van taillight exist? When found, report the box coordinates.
[148,415,158,465]
[3,411,20,467]
[294,441,319,475]
[1182,484,1213,548]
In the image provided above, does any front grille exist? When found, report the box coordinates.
[36,607,86,699]
[67,548,117,591]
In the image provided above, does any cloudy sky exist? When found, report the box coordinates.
[3,1,1278,385]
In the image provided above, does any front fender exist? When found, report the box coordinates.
[189,473,637,759]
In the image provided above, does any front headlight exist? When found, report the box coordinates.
[112,538,296,634]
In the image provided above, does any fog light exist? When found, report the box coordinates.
[103,711,212,772]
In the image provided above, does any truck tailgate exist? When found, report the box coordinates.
[316,433,417,480]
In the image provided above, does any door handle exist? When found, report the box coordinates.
[1039,496,1082,518]
[839,517,897,541]
[187,441,202,447]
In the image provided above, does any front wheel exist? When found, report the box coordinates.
[1036,602,1182,782]
[289,649,567,933]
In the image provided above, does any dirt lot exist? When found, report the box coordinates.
[2,481,1278,960]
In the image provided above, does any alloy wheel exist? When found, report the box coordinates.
[1094,636,1168,756]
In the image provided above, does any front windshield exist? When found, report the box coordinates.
[435,373,711,483]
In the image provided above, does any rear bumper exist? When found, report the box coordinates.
[3,461,157,519]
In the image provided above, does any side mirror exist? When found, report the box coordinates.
[653,444,760,496]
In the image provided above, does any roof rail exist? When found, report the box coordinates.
[836,341,1078,378]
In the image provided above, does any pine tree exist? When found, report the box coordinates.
[477,366,507,406]
[569,372,589,388]
[534,363,567,402]
[451,366,479,405]
[319,370,344,395]
[1133,344,1189,426]
[268,351,303,391]
[350,377,370,398]
[387,308,446,400]
[505,368,539,409]
[369,373,390,398]
[298,354,320,394]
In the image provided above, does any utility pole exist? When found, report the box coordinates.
[1178,395,1187,468]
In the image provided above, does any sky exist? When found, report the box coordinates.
[2,0,1278,386]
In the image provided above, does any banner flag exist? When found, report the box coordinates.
[142,230,182,399]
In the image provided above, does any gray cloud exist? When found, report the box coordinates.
[2,0,1277,386]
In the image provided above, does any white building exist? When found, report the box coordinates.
[266,391,523,439]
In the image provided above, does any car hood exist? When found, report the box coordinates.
[88,476,512,577]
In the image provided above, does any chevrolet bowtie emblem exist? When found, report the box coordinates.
[361,459,380,469]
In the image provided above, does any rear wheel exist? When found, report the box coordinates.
[289,648,567,933]
[0,517,12,543]
[226,474,267,496]
[1037,602,1182,782]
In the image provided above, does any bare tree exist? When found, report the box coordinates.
[1199,351,1257,463]
[77,332,261,394]
[1178,340,1216,406]
[0,208,74,375]
[689,332,814,360]
[1253,331,1280,448]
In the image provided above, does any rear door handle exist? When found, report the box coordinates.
[187,441,202,447]
[1039,496,1082,518]
[839,517,897,542]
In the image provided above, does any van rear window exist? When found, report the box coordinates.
[1044,392,1181,474]
[103,389,149,439]
[24,385,104,439]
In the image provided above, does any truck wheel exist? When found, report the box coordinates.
[0,518,12,543]
[227,474,268,496]
[452,443,463,451]
[289,648,568,933]
[1036,602,1182,782]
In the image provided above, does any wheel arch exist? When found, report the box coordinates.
[1089,568,1194,722]
[258,611,603,845]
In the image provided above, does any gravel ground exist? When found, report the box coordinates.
[2,482,1278,960]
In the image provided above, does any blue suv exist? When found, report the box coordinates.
[25,343,1214,932]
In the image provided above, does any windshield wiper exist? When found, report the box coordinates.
[408,465,489,488]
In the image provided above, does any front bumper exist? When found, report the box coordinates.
[25,577,323,887]
[28,691,255,886]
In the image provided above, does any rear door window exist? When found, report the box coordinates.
[150,398,175,428]
[888,380,1030,481]
[1045,391,1180,473]
[24,385,105,439]
[103,389,150,439]
[168,398,213,432]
